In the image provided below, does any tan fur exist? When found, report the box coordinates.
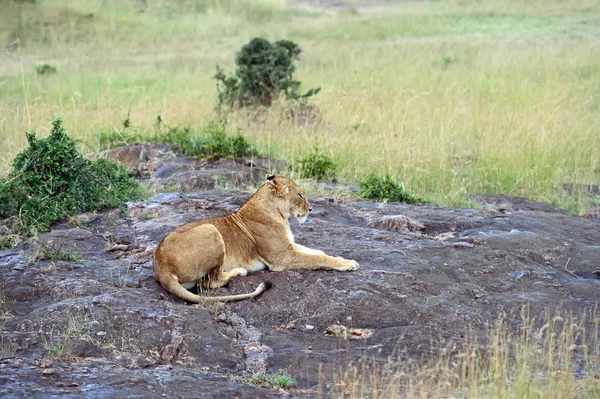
[153,175,359,303]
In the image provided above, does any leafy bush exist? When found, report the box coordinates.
[359,173,420,203]
[36,63,57,75]
[214,37,320,108]
[295,145,337,181]
[0,117,142,235]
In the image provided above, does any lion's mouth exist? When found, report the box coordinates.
[296,214,308,224]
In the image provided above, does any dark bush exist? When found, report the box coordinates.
[0,117,142,235]
[214,37,320,108]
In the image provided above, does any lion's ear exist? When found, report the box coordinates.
[266,176,283,196]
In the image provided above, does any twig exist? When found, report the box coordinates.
[564,258,581,279]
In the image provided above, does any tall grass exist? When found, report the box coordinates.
[327,308,600,398]
[1,0,599,212]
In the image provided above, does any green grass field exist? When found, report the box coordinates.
[1,0,599,213]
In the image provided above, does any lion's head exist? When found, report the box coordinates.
[265,175,311,223]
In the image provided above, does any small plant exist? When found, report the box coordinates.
[154,114,163,131]
[35,63,57,75]
[121,112,132,130]
[295,145,337,181]
[214,37,320,109]
[234,370,296,390]
[0,117,142,237]
[359,173,420,203]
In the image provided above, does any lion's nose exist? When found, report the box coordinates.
[309,207,313,212]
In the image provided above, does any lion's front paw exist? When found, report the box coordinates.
[339,259,359,271]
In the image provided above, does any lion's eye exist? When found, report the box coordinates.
[299,193,304,199]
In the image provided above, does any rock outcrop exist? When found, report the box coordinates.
[1,144,598,398]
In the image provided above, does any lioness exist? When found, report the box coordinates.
[153,175,359,303]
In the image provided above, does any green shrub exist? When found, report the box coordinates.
[214,37,320,108]
[35,63,57,75]
[150,118,259,160]
[153,125,198,153]
[359,173,420,203]
[295,145,337,181]
[0,117,142,236]
[199,120,259,160]
[98,117,259,161]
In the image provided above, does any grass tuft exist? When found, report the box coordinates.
[233,370,296,390]
[99,117,260,160]
[41,333,72,360]
[31,241,82,263]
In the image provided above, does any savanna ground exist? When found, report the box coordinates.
[1,0,599,213]
[1,1,600,398]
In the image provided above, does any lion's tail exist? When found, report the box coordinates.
[198,281,272,302]
[161,275,272,303]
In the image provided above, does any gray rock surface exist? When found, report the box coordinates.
[100,142,288,192]
[1,144,599,398]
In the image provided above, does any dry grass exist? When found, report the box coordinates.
[326,308,600,399]
[1,0,599,214]
[0,274,12,325]
[0,291,11,325]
